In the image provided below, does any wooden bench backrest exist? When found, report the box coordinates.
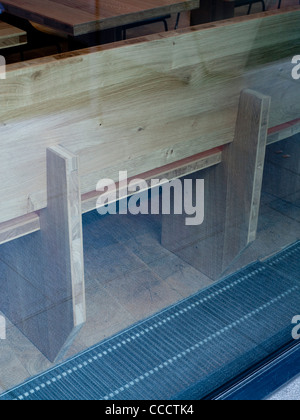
[0,7,300,225]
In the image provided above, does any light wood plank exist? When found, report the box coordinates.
[0,9,300,228]
[0,148,222,243]
[162,90,271,279]
[222,89,271,266]
[0,145,85,362]
[1,9,299,226]
[0,212,40,245]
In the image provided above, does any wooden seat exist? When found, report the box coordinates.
[0,20,27,50]
[0,8,299,362]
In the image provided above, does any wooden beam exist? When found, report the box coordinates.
[0,148,222,244]
[3,106,300,244]
[267,118,300,145]
[222,89,271,266]
[162,90,271,280]
[0,145,85,362]
[0,212,40,246]
[82,147,223,214]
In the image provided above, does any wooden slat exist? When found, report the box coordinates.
[0,148,222,244]
[44,145,86,338]
[0,8,300,226]
[222,89,271,263]
[0,21,27,49]
[162,90,271,279]
[0,212,40,245]
[0,145,85,362]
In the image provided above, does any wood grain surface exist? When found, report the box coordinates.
[0,8,299,226]
[0,145,86,362]
[162,89,271,279]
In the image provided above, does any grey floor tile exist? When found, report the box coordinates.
[103,268,182,322]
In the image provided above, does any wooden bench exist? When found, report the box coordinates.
[0,7,299,361]
[0,21,26,49]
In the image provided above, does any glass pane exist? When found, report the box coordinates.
[0,2,299,400]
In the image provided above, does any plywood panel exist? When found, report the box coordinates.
[0,146,85,362]
[162,90,271,279]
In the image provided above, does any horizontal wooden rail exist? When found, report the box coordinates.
[0,212,40,246]
[0,147,223,246]
[81,147,223,214]
[267,118,300,145]
[2,112,300,247]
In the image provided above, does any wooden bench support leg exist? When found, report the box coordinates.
[0,146,85,362]
[222,89,270,268]
[162,90,271,280]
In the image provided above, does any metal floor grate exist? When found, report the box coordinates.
[1,241,299,400]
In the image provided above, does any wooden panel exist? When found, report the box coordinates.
[1,0,199,35]
[267,118,300,145]
[0,9,300,225]
[82,147,223,214]
[0,212,40,245]
[0,21,27,49]
[0,145,85,362]
[222,89,270,265]
[162,90,271,279]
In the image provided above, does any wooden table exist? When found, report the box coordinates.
[0,21,27,49]
[1,0,199,37]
